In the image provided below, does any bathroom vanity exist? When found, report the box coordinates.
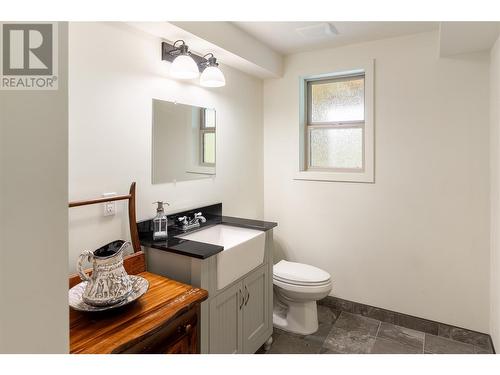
[138,203,277,354]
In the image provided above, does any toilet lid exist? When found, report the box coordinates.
[273,260,331,285]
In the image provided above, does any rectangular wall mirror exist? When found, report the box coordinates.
[152,99,216,184]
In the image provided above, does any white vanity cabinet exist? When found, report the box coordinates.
[145,229,274,354]
[209,263,270,353]
[209,282,242,353]
[242,264,271,352]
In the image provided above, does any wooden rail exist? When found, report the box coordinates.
[68,182,141,253]
[69,194,132,208]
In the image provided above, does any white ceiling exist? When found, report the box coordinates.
[127,21,499,80]
[439,22,500,57]
[233,22,439,55]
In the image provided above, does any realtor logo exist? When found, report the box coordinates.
[0,22,58,90]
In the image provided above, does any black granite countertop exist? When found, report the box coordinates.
[137,203,277,259]
[220,215,278,232]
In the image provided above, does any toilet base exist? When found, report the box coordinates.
[273,298,319,335]
[263,335,273,351]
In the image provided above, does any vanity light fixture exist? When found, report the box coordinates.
[167,40,200,80]
[161,41,226,88]
[199,53,226,88]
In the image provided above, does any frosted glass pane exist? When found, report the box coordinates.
[310,128,363,169]
[311,77,364,123]
[204,109,216,128]
[203,132,215,164]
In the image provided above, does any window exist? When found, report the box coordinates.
[297,62,374,182]
[200,108,216,166]
[307,75,365,170]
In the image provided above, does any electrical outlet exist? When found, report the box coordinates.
[102,192,117,216]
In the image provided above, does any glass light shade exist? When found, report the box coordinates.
[200,66,226,87]
[170,55,200,80]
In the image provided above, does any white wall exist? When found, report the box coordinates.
[0,23,69,353]
[490,35,500,350]
[68,22,263,273]
[264,31,491,332]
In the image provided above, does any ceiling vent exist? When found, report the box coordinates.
[295,23,338,38]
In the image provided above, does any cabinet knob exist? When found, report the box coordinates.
[177,323,192,335]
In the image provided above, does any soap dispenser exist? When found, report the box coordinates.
[152,201,169,241]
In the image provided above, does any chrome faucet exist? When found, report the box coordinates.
[177,212,207,231]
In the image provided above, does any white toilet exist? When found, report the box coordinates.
[272,260,332,335]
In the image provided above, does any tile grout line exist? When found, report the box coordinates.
[368,321,382,354]
[422,333,426,354]
[374,321,381,338]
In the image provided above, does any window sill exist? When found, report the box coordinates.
[294,170,374,183]
[185,165,215,175]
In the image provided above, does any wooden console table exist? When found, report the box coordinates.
[69,183,207,353]
[70,272,208,354]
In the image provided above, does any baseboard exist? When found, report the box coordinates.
[319,296,495,354]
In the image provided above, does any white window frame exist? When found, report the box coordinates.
[199,108,216,167]
[295,59,374,183]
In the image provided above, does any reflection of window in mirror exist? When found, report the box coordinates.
[151,99,215,184]
[200,108,216,166]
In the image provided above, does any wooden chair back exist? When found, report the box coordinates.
[68,182,146,288]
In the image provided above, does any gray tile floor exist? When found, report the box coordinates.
[259,306,494,354]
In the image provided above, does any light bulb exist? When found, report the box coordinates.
[170,55,200,80]
[200,66,226,88]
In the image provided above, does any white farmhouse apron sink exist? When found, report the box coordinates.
[177,224,265,290]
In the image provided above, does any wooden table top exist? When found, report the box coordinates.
[70,272,208,354]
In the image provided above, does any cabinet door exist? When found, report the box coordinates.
[165,335,190,354]
[242,265,269,353]
[166,322,197,354]
[209,282,243,353]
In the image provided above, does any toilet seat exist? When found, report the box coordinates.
[273,260,331,286]
[273,277,332,295]
[273,276,331,287]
